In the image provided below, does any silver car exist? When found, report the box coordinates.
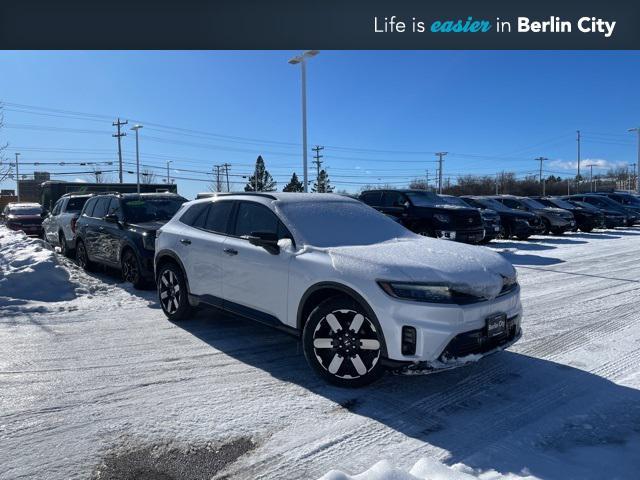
[42,194,94,256]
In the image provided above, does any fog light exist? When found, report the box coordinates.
[402,326,417,355]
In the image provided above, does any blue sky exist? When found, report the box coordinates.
[0,50,638,198]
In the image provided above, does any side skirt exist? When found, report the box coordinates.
[190,293,301,338]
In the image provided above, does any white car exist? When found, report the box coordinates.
[155,193,522,387]
[42,193,94,256]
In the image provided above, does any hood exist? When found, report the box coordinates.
[327,238,516,300]
[431,204,478,214]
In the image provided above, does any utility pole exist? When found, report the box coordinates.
[112,118,128,184]
[131,124,143,194]
[576,130,581,193]
[222,163,231,192]
[312,145,324,191]
[629,127,640,193]
[495,174,499,195]
[435,152,447,194]
[586,164,596,192]
[14,153,20,201]
[213,165,222,192]
[630,163,638,193]
[166,161,172,185]
[425,170,429,191]
[535,156,548,195]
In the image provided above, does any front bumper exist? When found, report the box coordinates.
[373,286,522,363]
[436,227,485,244]
[7,224,43,236]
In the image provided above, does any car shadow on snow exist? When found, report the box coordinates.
[567,232,621,240]
[488,241,557,251]
[527,237,588,245]
[173,310,640,480]
[496,251,565,266]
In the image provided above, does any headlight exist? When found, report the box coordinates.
[378,281,478,304]
[433,213,451,223]
[142,231,156,251]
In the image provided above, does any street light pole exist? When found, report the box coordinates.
[14,152,20,202]
[131,125,143,194]
[629,127,640,193]
[289,50,319,193]
[166,160,172,185]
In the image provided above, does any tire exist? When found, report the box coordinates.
[551,228,564,236]
[122,249,146,289]
[580,226,593,233]
[302,295,386,388]
[541,219,551,235]
[478,236,492,244]
[75,239,96,272]
[516,234,530,241]
[497,224,511,240]
[157,262,192,322]
[59,231,73,258]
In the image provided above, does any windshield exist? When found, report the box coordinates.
[614,194,640,206]
[405,191,440,207]
[9,206,42,216]
[440,195,470,208]
[277,200,414,248]
[66,197,90,213]
[521,198,547,209]
[548,198,575,209]
[474,197,510,212]
[573,201,599,212]
[122,197,186,223]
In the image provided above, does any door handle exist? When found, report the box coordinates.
[224,248,238,256]
[180,239,192,245]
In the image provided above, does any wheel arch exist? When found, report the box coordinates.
[296,282,387,355]
[155,249,191,293]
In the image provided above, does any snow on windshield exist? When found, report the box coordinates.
[276,200,414,248]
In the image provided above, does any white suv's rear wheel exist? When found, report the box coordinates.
[157,263,192,321]
[303,296,386,387]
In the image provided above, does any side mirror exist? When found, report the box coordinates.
[104,214,120,224]
[246,231,280,254]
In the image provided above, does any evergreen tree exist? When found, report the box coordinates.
[283,172,304,192]
[312,169,333,193]
[244,155,277,192]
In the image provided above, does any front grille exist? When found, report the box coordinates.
[440,317,519,360]
[452,213,483,228]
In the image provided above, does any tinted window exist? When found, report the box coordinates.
[234,202,281,237]
[122,197,185,223]
[501,199,523,210]
[82,198,97,217]
[405,191,440,207]
[202,201,233,234]
[107,198,123,219]
[360,191,382,206]
[381,191,407,207]
[91,197,111,218]
[9,206,42,215]
[66,197,89,213]
[179,202,209,228]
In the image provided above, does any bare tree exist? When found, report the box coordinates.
[140,168,157,184]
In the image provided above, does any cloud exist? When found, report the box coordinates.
[73,178,88,183]
[548,158,629,171]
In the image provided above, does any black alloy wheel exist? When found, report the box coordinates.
[75,240,95,272]
[157,263,192,321]
[122,250,145,289]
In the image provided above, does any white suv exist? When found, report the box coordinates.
[155,193,522,387]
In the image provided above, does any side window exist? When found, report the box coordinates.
[234,202,282,238]
[52,200,63,216]
[202,201,234,234]
[381,191,405,207]
[107,198,123,219]
[92,197,110,219]
[360,191,382,206]
[83,198,97,217]
[179,202,209,228]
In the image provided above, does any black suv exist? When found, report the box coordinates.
[75,193,187,287]
[562,198,626,229]
[531,196,604,233]
[567,194,637,227]
[359,189,484,243]
[592,192,640,220]
[438,195,501,243]
[489,195,576,235]
[461,196,545,240]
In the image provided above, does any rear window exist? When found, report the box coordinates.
[122,197,186,223]
[91,197,111,218]
[66,197,90,213]
[180,202,209,227]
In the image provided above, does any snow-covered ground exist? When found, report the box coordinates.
[1,225,640,480]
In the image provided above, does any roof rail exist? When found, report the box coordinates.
[207,192,278,200]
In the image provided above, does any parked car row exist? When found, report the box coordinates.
[5,189,638,387]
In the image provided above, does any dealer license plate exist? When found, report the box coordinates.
[486,313,507,338]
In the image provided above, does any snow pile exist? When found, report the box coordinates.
[0,226,78,302]
[318,458,538,480]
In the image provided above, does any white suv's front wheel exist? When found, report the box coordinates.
[157,262,192,322]
[303,295,386,387]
